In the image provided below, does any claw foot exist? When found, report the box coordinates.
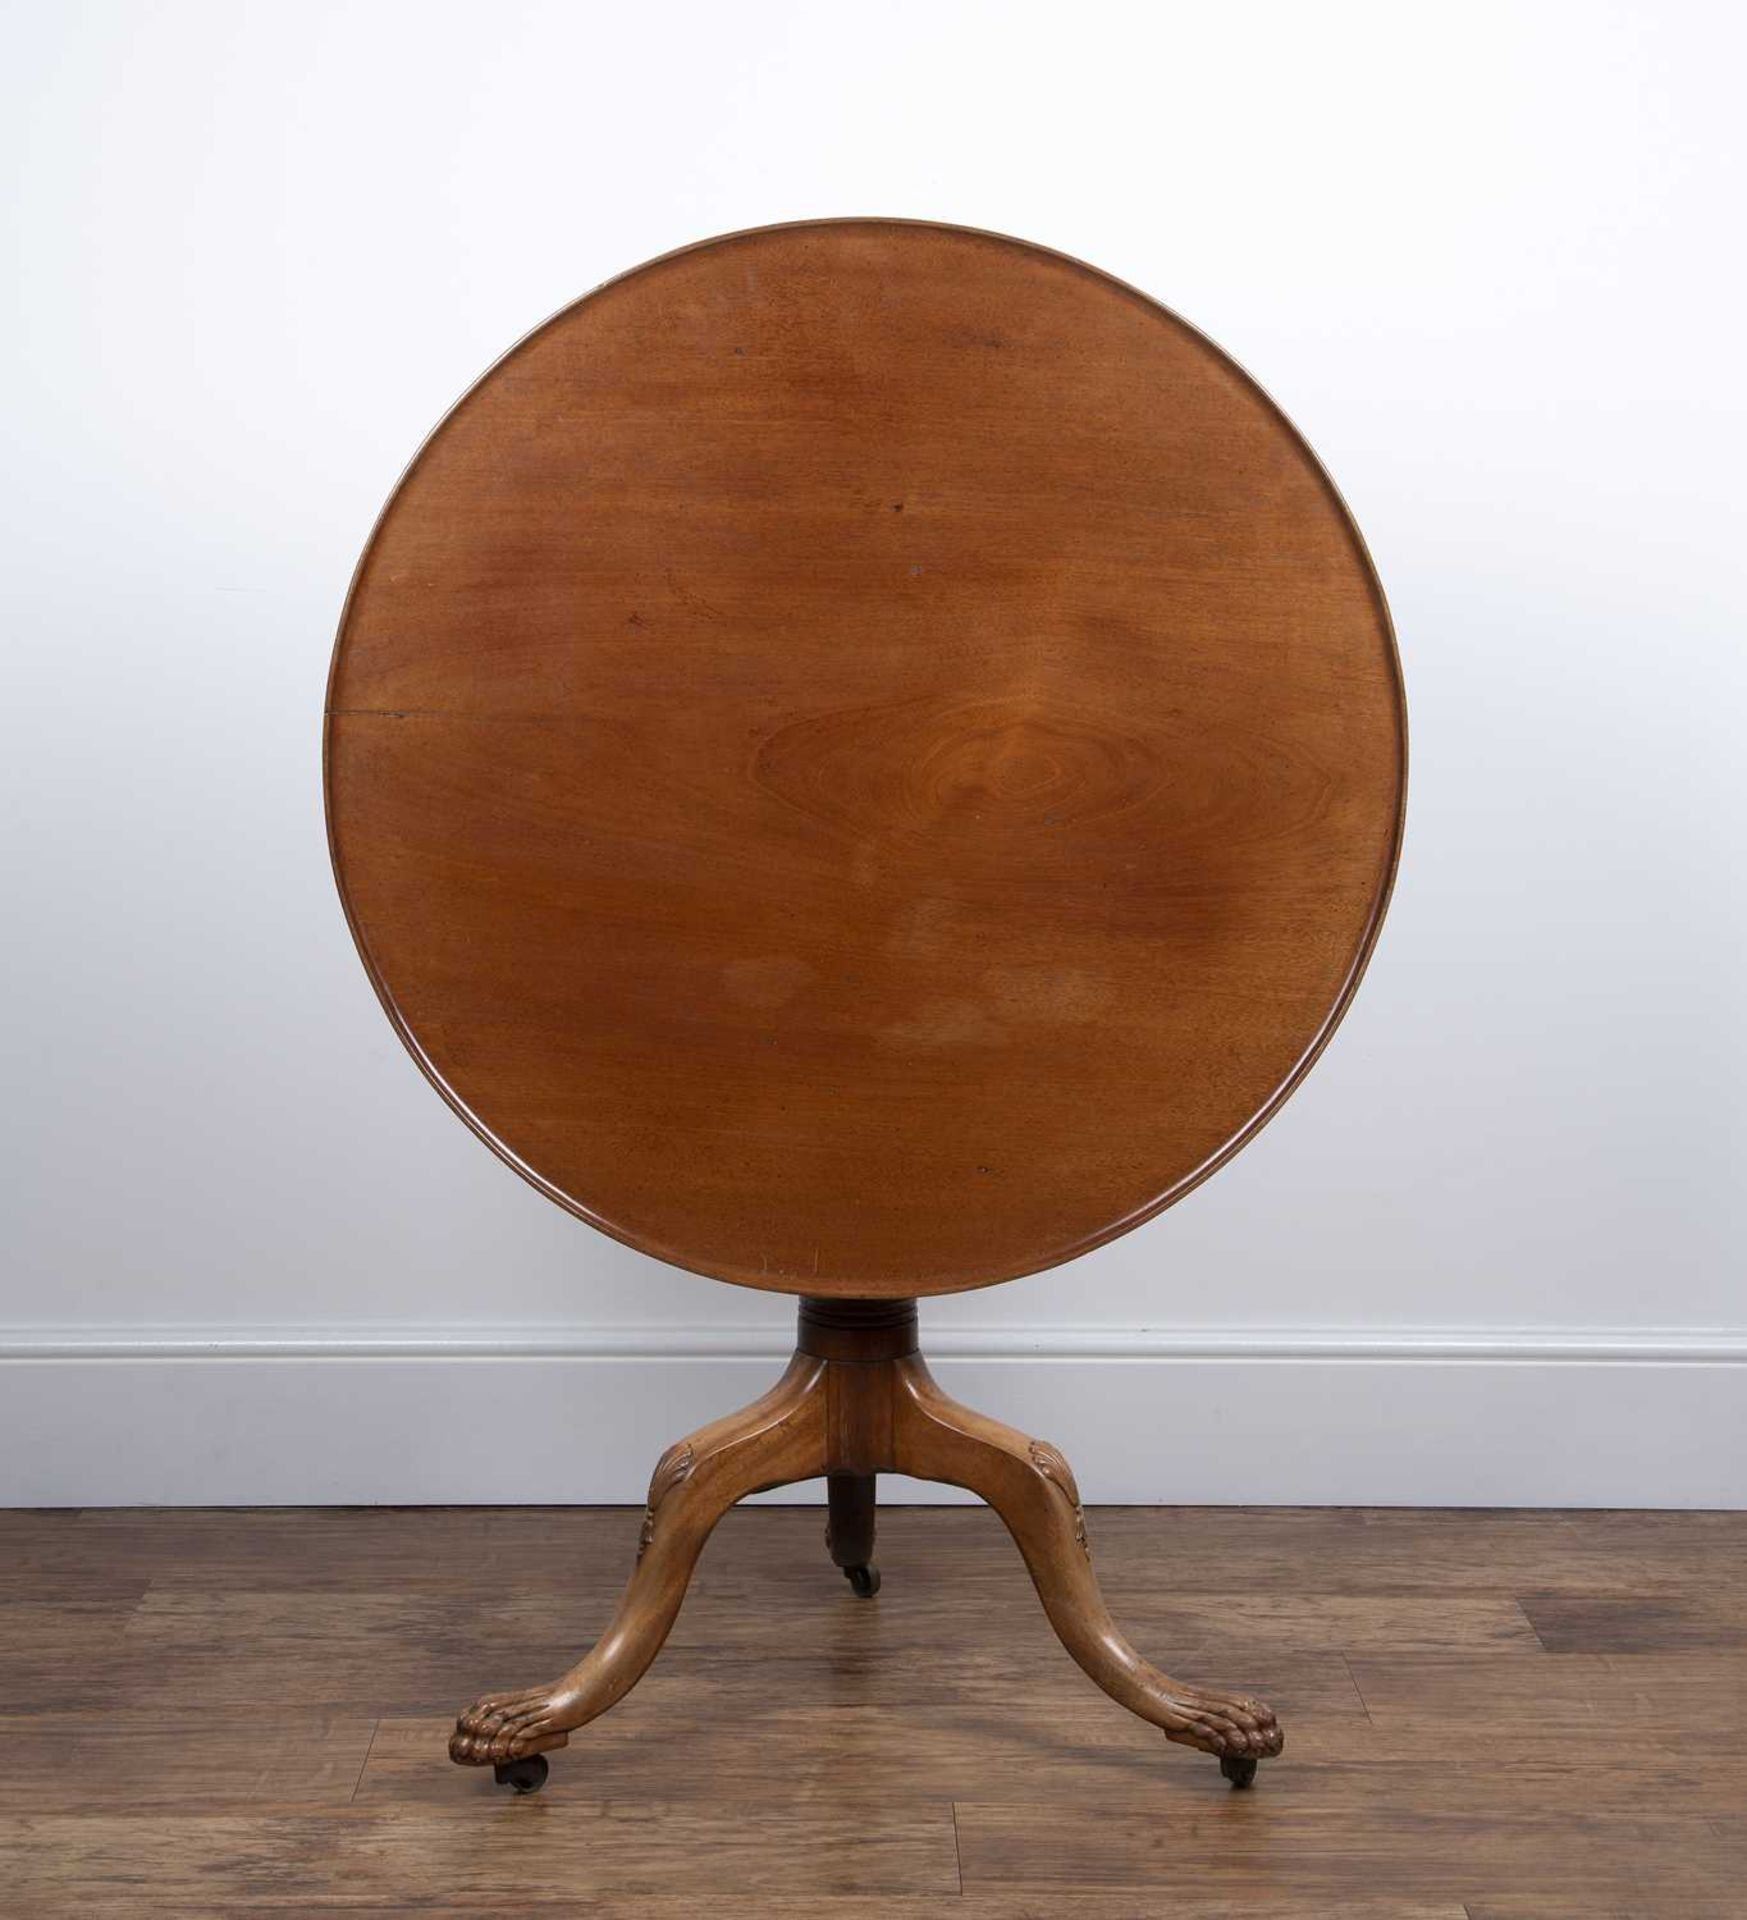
[1158,1683,1282,1760]
[450,1684,578,1766]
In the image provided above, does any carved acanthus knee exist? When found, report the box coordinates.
[1027,1438,1090,1556]
[637,1440,695,1561]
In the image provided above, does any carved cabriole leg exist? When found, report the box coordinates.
[449,1352,827,1766]
[452,1298,1277,1787]
[890,1353,1283,1764]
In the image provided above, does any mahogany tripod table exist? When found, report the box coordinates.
[325,220,1407,1795]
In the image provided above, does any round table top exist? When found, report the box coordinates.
[326,220,1405,1299]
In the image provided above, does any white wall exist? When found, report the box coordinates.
[3,0,1742,1506]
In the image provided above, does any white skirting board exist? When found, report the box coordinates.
[3,1326,1743,1509]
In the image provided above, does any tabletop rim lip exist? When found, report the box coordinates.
[323,216,1409,1299]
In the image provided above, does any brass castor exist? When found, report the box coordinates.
[844,1562,882,1598]
[1220,1754,1259,1789]
[493,1754,549,1794]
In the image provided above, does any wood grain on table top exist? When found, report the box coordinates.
[326,220,1406,1297]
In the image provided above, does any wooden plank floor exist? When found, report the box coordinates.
[2,1504,1743,1915]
